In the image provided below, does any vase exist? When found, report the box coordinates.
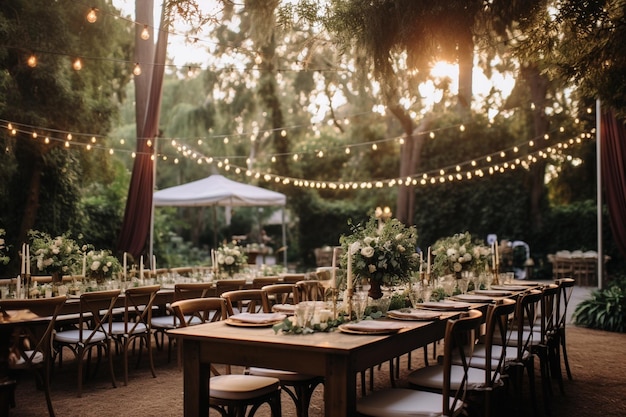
[51,271,63,284]
[368,280,383,299]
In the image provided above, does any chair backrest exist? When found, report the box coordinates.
[221,289,271,315]
[171,297,227,326]
[538,284,560,343]
[441,309,484,416]
[121,285,161,334]
[262,283,300,305]
[174,282,215,301]
[511,289,543,360]
[1,295,67,369]
[555,278,575,330]
[214,278,247,296]
[280,274,306,284]
[251,276,280,289]
[78,289,121,344]
[296,280,325,301]
[481,298,517,388]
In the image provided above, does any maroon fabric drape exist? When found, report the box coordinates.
[117,0,169,258]
[600,110,626,259]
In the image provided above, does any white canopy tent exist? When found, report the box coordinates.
[151,175,287,266]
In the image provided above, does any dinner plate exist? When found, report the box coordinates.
[338,321,406,335]
[510,280,540,286]
[387,309,442,321]
[225,313,287,327]
[416,301,472,311]
[452,294,495,303]
[472,289,513,296]
[491,285,528,291]
[272,304,295,314]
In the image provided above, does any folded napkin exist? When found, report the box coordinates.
[229,312,286,324]
[387,309,441,321]
[271,304,295,314]
[452,294,495,302]
[342,320,407,332]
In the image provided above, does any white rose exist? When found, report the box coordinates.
[103,266,109,272]
[453,262,462,272]
[91,261,101,271]
[463,253,472,262]
[395,233,404,241]
[44,258,53,267]
[52,247,60,255]
[397,245,405,253]
[459,244,467,254]
[217,254,225,264]
[350,241,361,253]
[368,264,377,273]
[446,248,457,258]
[224,255,235,265]
[363,237,374,245]
[361,246,375,258]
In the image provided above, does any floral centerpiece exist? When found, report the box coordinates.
[84,248,121,282]
[431,232,485,278]
[216,242,247,277]
[340,215,420,298]
[29,230,81,280]
[0,229,9,265]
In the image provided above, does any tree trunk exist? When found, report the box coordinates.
[457,25,474,114]
[521,64,550,233]
[18,154,44,244]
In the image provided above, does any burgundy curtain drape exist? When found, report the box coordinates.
[117,0,169,258]
[600,110,626,259]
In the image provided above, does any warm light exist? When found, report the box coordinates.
[27,55,37,68]
[140,25,150,40]
[72,58,82,71]
[86,8,98,23]
[133,63,142,76]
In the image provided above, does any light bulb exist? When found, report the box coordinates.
[73,58,82,71]
[27,54,37,68]
[133,63,142,76]
[140,25,150,40]
[86,8,97,23]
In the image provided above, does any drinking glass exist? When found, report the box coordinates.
[353,292,369,321]
[457,277,470,294]
[421,283,433,303]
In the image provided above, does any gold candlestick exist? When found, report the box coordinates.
[346,288,354,319]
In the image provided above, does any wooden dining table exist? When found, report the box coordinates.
[170,311,466,417]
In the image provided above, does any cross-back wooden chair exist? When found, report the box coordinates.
[53,289,120,397]
[1,295,67,417]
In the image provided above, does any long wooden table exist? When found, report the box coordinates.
[169,314,461,417]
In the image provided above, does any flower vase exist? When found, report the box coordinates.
[368,280,383,300]
[51,271,62,284]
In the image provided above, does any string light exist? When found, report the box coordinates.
[72,58,82,71]
[140,25,150,40]
[86,8,98,23]
[133,63,142,76]
[27,54,37,68]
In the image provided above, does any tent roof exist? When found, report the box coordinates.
[153,175,286,207]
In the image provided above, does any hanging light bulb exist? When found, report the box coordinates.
[27,54,37,68]
[72,58,82,71]
[140,25,150,40]
[86,8,98,23]
[133,63,142,76]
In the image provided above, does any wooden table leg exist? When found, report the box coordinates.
[182,340,209,417]
[325,354,355,417]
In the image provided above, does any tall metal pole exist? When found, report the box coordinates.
[596,99,603,290]
[149,137,157,268]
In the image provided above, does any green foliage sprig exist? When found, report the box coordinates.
[573,280,626,333]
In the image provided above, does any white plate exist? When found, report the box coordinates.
[225,313,287,327]
[338,321,405,335]
[387,309,442,321]
[417,301,472,311]
[452,294,494,303]
[491,285,528,291]
[473,289,512,296]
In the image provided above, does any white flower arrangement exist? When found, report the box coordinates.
[0,229,9,265]
[84,248,121,279]
[340,216,420,286]
[431,232,488,277]
[216,242,248,277]
[29,230,81,275]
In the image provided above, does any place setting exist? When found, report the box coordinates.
[225,312,287,327]
[337,319,408,335]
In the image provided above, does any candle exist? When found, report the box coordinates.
[152,255,157,275]
[495,242,499,266]
[82,252,87,277]
[16,274,21,299]
[21,243,25,275]
[123,252,127,280]
[491,242,496,268]
[331,247,338,289]
[346,246,353,291]
[426,246,431,274]
[139,256,144,279]
[25,244,30,275]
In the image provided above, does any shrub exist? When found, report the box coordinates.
[573,276,626,332]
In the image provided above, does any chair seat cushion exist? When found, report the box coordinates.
[248,367,317,382]
[150,315,179,329]
[54,329,107,344]
[357,387,463,417]
[209,374,280,400]
[407,364,498,391]
[9,350,43,368]
[109,322,147,335]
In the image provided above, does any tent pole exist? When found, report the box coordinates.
[596,99,603,290]
[149,136,157,268]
